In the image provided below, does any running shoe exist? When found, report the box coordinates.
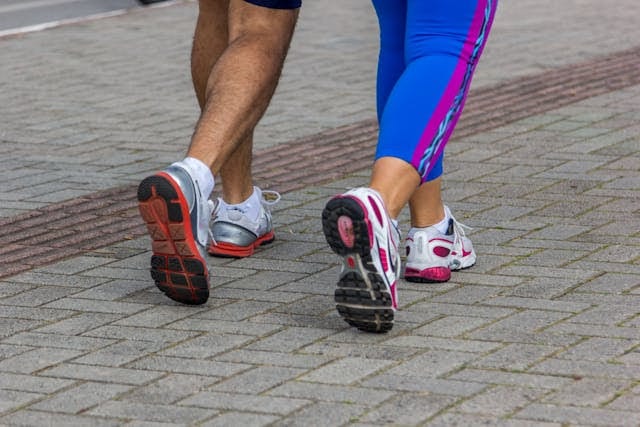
[137,163,213,305]
[208,187,280,258]
[404,206,476,283]
[322,187,400,333]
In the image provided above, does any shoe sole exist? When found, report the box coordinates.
[405,262,476,284]
[322,196,394,333]
[207,231,275,258]
[137,174,209,305]
[405,266,451,283]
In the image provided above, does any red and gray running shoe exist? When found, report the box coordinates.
[322,187,400,333]
[404,206,476,283]
[137,163,213,305]
[208,188,280,258]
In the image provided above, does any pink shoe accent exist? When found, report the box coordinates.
[338,215,355,248]
[389,282,398,309]
[379,248,389,272]
[368,195,384,226]
[433,246,451,258]
[347,256,355,268]
[405,266,451,283]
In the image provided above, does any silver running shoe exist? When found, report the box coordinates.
[137,163,213,305]
[322,187,400,333]
[404,206,476,283]
[208,187,280,258]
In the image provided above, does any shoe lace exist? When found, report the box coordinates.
[260,190,281,210]
[208,190,281,243]
[449,210,473,249]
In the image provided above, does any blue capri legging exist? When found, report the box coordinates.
[372,0,497,183]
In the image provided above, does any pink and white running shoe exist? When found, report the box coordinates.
[322,188,400,333]
[404,206,476,283]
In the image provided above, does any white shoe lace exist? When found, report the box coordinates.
[448,210,473,264]
[261,190,281,208]
[207,199,216,245]
[208,189,281,244]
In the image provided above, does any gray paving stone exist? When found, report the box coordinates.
[456,385,547,418]
[0,348,84,374]
[3,332,115,352]
[448,369,572,390]
[216,350,332,369]
[410,315,497,338]
[179,391,310,415]
[209,366,307,394]
[300,340,421,361]
[123,374,218,405]
[274,402,368,427]
[543,377,631,407]
[267,381,393,405]
[72,340,168,367]
[386,350,478,379]
[0,389,44,413]
[360,393,457,425]
[39,363,164,386]
[199,412,279,427]
[471,343,560,371]
[167,319,282,337]
[299,357,394,385]
[43,298,151,315]
[556,337,637,362]
[33,312,123,335]
[0,410,121,427]
[246,327,335,353]
[87,401,217,424]
[126,356,249,378]
[383,336,502,354]
[158,333,254,359]
[82,325,200,344]
[530,358,640,380]
[515,403,639,426]
[29,382,132,414]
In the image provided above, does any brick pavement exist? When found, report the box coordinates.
[1,0,640,426]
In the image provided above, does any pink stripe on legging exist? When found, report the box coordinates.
[411,0,496,181]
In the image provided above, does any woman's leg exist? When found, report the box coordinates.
[372,0,497,220]
[370,0,444,223]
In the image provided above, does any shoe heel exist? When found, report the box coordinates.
[322,196,370,259]
[322,196,394,333]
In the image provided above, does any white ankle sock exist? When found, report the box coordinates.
[433,214,451,234]
[412,210,451,235]
[181,157,214,198]
[223,187,261,222]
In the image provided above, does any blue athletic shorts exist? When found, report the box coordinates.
[244,0,301,8]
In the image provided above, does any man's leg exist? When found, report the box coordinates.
[192,0,255,204]
[193,0,298,258]
[138,0,298,305]
[187,0,298,185]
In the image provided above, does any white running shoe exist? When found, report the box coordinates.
[404,206,476,283]
[322,187,400,333]
[208,187,280,258]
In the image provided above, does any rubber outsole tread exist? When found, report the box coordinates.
[138,175,209,305]
[322,196,394,333]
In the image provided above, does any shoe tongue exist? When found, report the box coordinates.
[446,219,454,235]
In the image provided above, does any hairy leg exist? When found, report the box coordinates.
[191,0,251,203]
[188,0,298,202]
